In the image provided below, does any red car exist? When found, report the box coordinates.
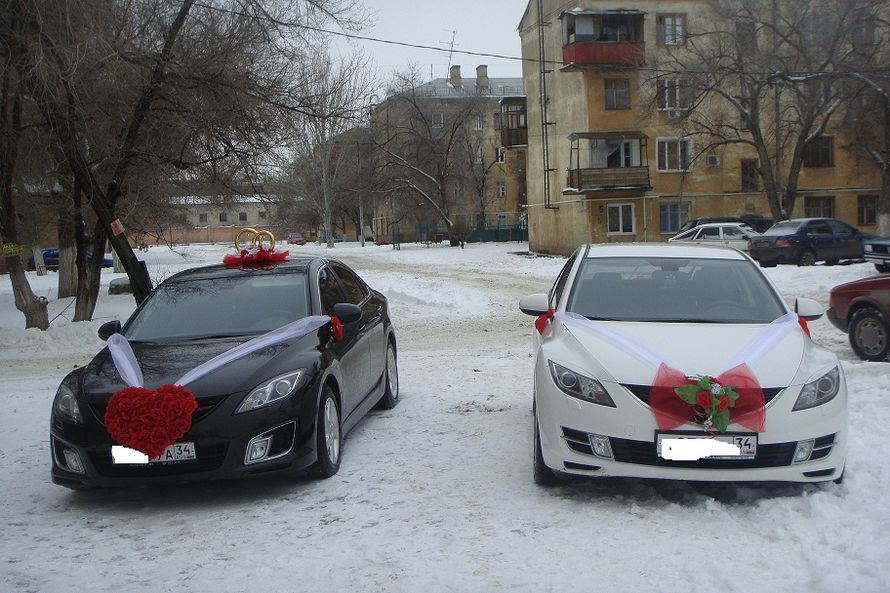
[828,275,890,361]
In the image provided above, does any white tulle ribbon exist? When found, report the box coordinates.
[107,315,333,388]
[555,311,800,373]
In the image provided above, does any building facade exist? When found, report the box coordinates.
[519,0,885,255]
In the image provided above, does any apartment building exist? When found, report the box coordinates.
[519,1,884,254]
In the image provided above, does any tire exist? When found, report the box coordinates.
[876,263,890,274]
[375,340,399,409]
[533,411,560,486]
[848,307,890,362]
[798,249,816,267]
[310,385,342,479]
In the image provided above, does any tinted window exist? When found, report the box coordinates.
[125,272,310,341]
[698,227,720,238]
[333,265,368,304]
[807,222,832,235]
[723,226,744,238]
[567,257,786,323]
[318,267,344,316]
[827,220,855,237]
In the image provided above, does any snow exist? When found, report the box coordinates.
[1,241,889,593]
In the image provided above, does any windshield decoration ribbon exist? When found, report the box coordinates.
[104,315,342,457]
[554,312,800,433]
[223,227,288,267]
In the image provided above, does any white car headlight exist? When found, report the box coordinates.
[793,367,840,411]
[548,361,615,407]
[864,244,873,253]
[53,383,83,424]
[236,370,304,414]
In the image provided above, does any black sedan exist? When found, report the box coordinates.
[748,218,867,267]
[50,257,398,489]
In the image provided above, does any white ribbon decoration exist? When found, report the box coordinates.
[107,315,333,389]
[556,311,800,374]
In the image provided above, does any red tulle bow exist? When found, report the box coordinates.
[535,308,555,334]
[329,316,343,342]
[223,247,289,267]
[104,384,198,458]
[797,315,811,337]
[648,362,766,432]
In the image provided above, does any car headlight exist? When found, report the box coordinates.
[548,361,615,407]
[235,370,304,414]
[793,367,840,411]
[53,382,83,424]
[864,244,873,253]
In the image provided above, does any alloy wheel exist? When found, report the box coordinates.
[324,397,340,464]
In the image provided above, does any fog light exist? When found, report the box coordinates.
[793,439,815,464]
[589,434,613,459]
[63,449,85,474]
[245,435,273,464]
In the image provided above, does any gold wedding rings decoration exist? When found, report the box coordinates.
[234,228,276,251]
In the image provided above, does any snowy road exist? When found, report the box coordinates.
[1,242,888,593]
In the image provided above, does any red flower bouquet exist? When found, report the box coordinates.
[105,385,198,458]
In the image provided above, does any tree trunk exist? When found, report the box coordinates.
[73,221,106,322]
[57,199,78,298]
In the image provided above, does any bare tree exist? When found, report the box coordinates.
[652,0,884,220]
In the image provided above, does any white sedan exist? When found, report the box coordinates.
[668,222,760,251]
[520,244,847,485]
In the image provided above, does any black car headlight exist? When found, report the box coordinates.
[793,367,840,411]
[548,361,615,407]
[53,382,84,424]
[235,370,304,414]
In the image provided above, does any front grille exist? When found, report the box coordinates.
[610,436,796,469]
[809,433,836,461]
[870,243,889,255]
[622,384,785,405]
[89,394,229,427]
[90,443,228,477]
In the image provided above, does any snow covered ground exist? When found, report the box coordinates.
[1,241,888,593]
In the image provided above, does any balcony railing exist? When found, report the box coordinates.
[500,128,528,147]
[562,42,645,67]
[566,166,650,193]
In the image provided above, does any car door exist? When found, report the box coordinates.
[804,221,834,260]
[317,265,367,419]
[721,226,750,251]
[330,264,381,400]
[827,220,862,260]
[694,226,721,245]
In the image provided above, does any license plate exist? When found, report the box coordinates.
[754,240,769,248]
[112,442,197,465]
[657,433,757,461]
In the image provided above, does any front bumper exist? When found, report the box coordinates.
[826,307,847,332]
[535,367,847,483]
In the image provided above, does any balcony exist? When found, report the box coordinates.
[562,41,645,67]
[500,128,528,147]
[565,167,650,193]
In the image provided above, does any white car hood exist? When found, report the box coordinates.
[554,319,812,388]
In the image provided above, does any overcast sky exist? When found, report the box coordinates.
[332,0,529,84]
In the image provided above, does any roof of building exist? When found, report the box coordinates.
[404,77,525,99]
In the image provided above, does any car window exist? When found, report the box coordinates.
[318,266,345,316]
[566,257,786,323]
[698,227,720,239]
[549,253,577,307]
[807,222,832,235]
[723,227,744,238]
[763,221,803,235]
[827,220,854,237]
[124,272,310,341]
[331,265,368,305]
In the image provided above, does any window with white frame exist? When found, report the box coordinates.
[474,147,484,164]
[496,181,506,198]
[473,114,483,131]
[657,79,688,110]
[657,138,693,172]
[607,203,635,234]
[659,201,691,233]
[431,112,444,128]
[657,14,686,45]
[496,146,506,163]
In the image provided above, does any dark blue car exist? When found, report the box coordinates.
[27,248,114,271]
[748,218,868,267]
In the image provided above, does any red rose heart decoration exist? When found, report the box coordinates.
[104,385,198,459]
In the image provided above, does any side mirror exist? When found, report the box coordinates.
[332,302,362,324]
[98,320,122,341]
[795,297,823,321]
[519,293,550,316]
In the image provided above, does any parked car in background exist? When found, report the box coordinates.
[669,222,760,251]
[828,274,890,362]
[51,257,399,489]
[677,215,773,234]
[286,232,307,245]
[520,244,845,485]
[748,218,868,267]
[27,248,113,271]
[863,237,890,273]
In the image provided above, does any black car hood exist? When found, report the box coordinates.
[81,333,320,398]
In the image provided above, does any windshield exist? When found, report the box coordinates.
[125,272,310,342]
[762,220,803,235]
[567,257,787,323]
